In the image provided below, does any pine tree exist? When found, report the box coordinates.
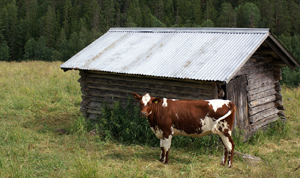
[292,35,300,62]
[127,0,142,27]
[42,6,58,48]
[24,37,37,60]
[203,0,217,22]
[274,0,292,35]
[255,0,275,30]
[288,0,300,35]
[0,41,10,61]
[192,0,202,26]
[218,2,235,27]
[236,2,261,28]
[6,0,19,61]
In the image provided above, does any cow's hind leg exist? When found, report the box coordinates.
[159,135,173,164]
[220,138,228,166]
[218,132,235,168]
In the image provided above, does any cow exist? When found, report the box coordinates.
[133,92,236,167]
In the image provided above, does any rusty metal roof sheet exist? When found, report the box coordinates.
[61,28,271,83]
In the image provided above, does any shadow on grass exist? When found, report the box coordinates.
[103,146,201,165]
[22,113,80,133]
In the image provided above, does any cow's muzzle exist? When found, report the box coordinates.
[140,111,152,117]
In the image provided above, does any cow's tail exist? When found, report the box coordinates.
[212,109,232,134]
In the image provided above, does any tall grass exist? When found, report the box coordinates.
[0,61,300,177]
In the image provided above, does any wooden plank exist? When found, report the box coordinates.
[227,75,249,132]
[247,88,277,102]
[248,95,276,107]
[249,107,278,123]
[249,102,275,115]
[250,114,279,131]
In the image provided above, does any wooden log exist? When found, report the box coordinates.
[250,114,279,131]
[85,88,211,101]
[86,82,212,97]
[275,92,283,100]
[242,57,273,68]
[247,74,275,91]
[81,98,91,107]
[248,95,276,107]
[249,102,275,115]
[236,64,273,76]
[278,110,286,117]
[247,85,274,96]
[247,88,277,102]
[275,85,282,91]
[86,71,213,89]
[275,100,283,108]
[249,107,278,123]
[273,66,282,81]
[247,70,274,80]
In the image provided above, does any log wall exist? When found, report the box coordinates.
[231,54,286,138]
[79,70,215,121]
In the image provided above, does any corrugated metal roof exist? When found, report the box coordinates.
[60,28,271,83]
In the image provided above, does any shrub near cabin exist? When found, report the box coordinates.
[133,92,236,167]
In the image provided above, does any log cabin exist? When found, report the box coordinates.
[61,28,300,139]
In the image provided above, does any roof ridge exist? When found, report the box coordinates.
[109,27,270,34]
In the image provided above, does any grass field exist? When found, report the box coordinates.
[0,61,300,177]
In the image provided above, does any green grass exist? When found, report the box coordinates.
[0,61,300,177]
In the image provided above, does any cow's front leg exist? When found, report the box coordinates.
[159,134,173,164]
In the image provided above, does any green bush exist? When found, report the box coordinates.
[282,67,300,87]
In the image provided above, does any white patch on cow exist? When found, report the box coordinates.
[150,126,163,139]
[200,116,215,133]
[142,93,151,106]
[172,99,177,101]
[219,133,232,152]
[206,99,230,112]
[160,135,172,149]
[162,98,168,107]
[175,113,179,119]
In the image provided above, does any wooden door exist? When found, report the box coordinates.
[226,75,250,137]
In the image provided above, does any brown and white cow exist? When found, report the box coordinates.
[133,92,236,167]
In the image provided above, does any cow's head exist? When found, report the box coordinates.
[133,92,161,117]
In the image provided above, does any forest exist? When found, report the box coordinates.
[0,0,300,85]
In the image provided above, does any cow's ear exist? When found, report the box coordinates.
[152,97,161,104]
[133,92,142,100]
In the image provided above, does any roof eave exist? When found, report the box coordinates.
[265,34,300,70]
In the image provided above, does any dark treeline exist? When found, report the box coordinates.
[0,1,300,72]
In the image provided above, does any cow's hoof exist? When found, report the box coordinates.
[220,162,225,166]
